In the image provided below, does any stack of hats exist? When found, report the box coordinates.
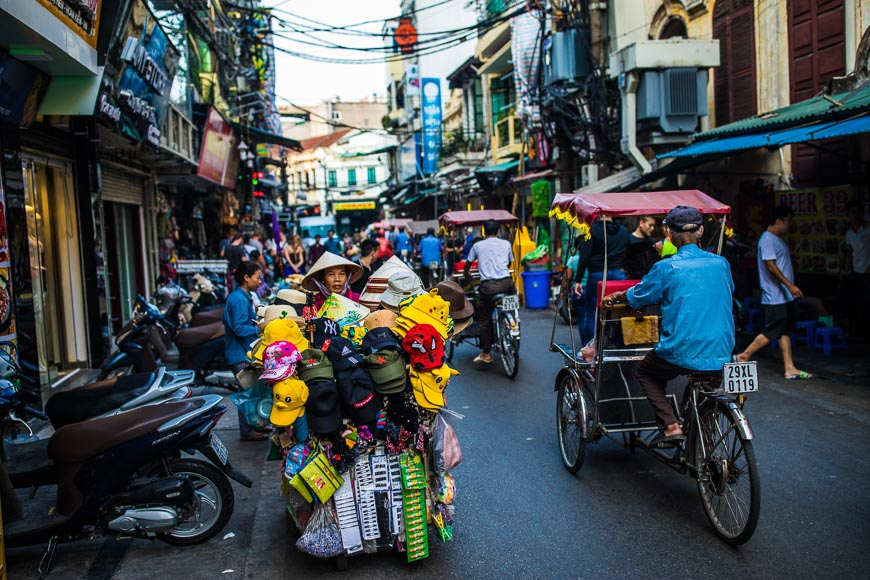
[361,327,406,395]
[260,341,307,428]
[251,318,310,362]
[358,256,416,310]
[297,349,342,436]
[432,280,474,335]
[399,324,459,411]
[393,289,453,339]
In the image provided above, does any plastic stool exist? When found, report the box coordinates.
[795,320,825,346]
[745,308,765,334]
[813,326,848,357]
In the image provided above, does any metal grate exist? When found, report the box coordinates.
[666,68,699,116]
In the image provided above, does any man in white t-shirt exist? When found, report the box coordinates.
[464,219,515,364]
[736,205,812,379]
[845,200,869,339]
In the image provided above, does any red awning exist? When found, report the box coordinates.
[550,190,730,231]
[438,209,519,228]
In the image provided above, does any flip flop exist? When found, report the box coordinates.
[650,432,686,449]
[786,371,813,380]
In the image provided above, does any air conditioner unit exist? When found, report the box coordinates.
[637,68,708,134]
[544,29,590,89]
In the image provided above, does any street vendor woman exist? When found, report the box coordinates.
[302,251,364,310]
[602,206,735,448]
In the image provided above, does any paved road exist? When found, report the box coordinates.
[7,309,870,578]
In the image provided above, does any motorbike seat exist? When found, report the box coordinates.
[175,320,224,349]
[189,306,225,327]
[47,401,197,464]
[45,373,157,428]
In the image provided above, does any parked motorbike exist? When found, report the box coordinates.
[0,383,251,575]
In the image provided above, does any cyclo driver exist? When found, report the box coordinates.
[463,219,515,364]
[602,206,735,448]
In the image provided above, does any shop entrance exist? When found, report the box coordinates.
[102,200,145,332]
[21,155,89,385]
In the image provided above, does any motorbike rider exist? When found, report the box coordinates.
[223,261,268,441]
[463,220,515,364]
[602,206,735,448]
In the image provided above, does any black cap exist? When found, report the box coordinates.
[304,379,343,436]
[360,327,402,355]
[664,206,703,232]
[312,318,341,348]
[335,366,380,425]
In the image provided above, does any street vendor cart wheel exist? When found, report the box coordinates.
[158,458,234,545]
[496,313,520,379]
[694,403,760,545]
[555,369,591,473]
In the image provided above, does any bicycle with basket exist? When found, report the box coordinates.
[548,190,761,545]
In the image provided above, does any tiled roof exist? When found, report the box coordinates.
[299,128,354,151]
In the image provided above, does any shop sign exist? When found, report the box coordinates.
[334,201,376,211]
[398,133,420,182]
[0,51,50,127]
[777,185,853,275]
[421,78,442,175]
[95,0,179,146]
[36,0,101,49]
[395,18,417,53]
[198,107,240,189]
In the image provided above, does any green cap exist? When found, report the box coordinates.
[297,349,334,383]
[364,350,408,395]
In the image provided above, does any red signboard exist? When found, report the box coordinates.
[198,107,239,189]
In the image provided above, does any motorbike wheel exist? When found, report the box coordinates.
[445,337,455,363]
[158,458,234,546]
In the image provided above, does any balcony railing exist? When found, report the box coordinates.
[159,103,199,165]
[492,115,522,164]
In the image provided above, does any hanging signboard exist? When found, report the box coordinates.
[777,185,853,275]
[95,0,179,146]
[198,108,240,189]
[36,0,101,48]
[0,51,50,127]
[334,201,376,211]
[421,78,442,175]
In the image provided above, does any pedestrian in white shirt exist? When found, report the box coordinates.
[845,200,870,340]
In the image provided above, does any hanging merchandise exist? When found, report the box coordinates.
[531,179,551,218]
[237,280,468,567]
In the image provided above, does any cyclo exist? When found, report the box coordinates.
[548,190,760,545]
[438,209,522,379]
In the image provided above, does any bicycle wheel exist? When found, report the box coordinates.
[497,313,520,379]
[556,371,590,473]
[694,403,761,545]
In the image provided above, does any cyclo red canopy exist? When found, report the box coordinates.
[550,190,730,231]
[438,210,519,228]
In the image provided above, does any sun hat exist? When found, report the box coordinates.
[401,324,445,371]
[380,271,425,311]
[297,348,335,383]
[362,309,398,330]
[663,206,703,232]
[302,253,363,293]
[433,280,473,319]
[358,256,415,310]
[304,379,343,435]
[260,340,302,382]
[256,304,304,332]
[251,318,310,361]
[364,349,408,395]
[270,377,309,427]
[409,363,459,411]
[360,327,402,355]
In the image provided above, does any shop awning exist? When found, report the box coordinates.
[512,168,554,183]
[233,123,302,151]
[474,158,522,191]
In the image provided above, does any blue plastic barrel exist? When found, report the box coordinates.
[521,270,551,309]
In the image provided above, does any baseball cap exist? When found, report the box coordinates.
[269,377,309,427]
[297,348,334,383]
[401,324,445,371]
[335,366,380,425]
[260,340,302,382]
[304,379,343,435]
[409,363,459,411]
[664,205,703,232]
[312,317,341,348]
[364,350,408,395]
[321,336,364,371]
[361,327,402,355]
[398,290,453,339]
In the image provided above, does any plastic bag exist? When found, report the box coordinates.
[229,380,272,429]
[295,501,344,558]
[431,413,462,473]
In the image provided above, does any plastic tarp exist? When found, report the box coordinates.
[438,210,519,228]
[549,190,730,232]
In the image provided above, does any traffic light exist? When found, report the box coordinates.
[253,190,264,197]
[251,171,264,186]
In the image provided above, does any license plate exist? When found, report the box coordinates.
[429,261,439,269]
[210,432,229,465]
[501,295,519,310]
[723,362,759,394]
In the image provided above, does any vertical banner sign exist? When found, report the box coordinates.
[421,78,442,176]
[0,164,17,363]
[777,185,852,274]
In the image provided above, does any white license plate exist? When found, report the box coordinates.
[501,295,519,310]
[429,261,439,269]
[210,432,229,465]
[723,362,759,394]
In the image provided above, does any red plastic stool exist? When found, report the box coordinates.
[813,326,847,356]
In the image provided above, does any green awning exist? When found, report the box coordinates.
[233,123,302,151]
[691,83,870,141]
[473,159,520,174]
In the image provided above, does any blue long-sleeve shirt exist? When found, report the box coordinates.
[223,286,259,365]
[626,244,734,370]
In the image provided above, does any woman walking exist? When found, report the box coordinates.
[283,234,306,276]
